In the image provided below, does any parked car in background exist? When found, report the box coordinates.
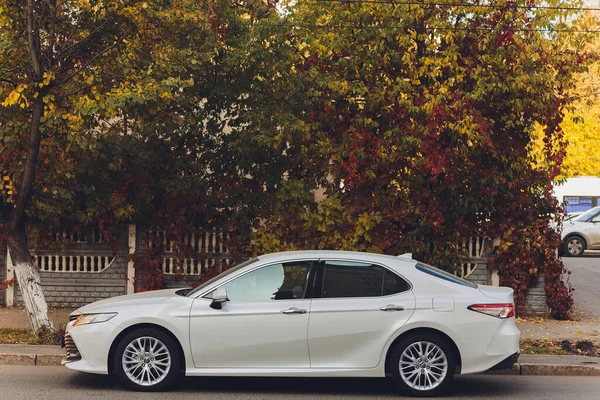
[562,206,600,257]
[63,251,519,396]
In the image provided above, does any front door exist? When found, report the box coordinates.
[307,260,416,368]
[190,260,314,368]
[588,211,600,248]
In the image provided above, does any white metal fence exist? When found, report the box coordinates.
[146,229,234,275]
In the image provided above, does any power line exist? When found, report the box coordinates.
[232,21,600,33]
[314,0,600,12]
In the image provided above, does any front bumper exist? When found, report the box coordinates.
[61,320,121,375]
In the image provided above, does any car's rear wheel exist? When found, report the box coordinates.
[390,333,455,397]
[563,236,585,257]
[113,328,180,391]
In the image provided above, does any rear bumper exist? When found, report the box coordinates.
[456,318,520,374]
[486,352,520,371]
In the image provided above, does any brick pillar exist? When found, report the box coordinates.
[5,248,14,307]
[127,225,136,294]
[519,273,549,317]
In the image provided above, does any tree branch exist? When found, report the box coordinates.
[46,0,58,67]
[55,17,115,64]
[55,33,130,87]
[27,0,42,79]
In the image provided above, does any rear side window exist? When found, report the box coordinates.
[321,261,410,298]
[416,263,477,288]
[383,269,411,295]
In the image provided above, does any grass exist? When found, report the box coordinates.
[520,338,600,357]
[0,326,65,346]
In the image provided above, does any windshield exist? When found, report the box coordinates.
[574,207,600,222]
[186,258,259,297]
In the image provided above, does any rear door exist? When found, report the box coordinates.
[307,259,416,369]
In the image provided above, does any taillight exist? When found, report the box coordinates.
[468,303,515,319]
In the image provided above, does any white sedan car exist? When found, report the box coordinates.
[63,251,519,396]
[561,206,600,257]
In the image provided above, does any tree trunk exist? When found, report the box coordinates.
[5,225,53,331]
[5,83,53,330]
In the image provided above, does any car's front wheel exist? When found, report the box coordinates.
[390,333,456,397]
[563,236,585,257]
[113,328,180,391]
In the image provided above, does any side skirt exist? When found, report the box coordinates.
[185,367,385,378]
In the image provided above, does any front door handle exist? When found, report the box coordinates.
[281,307,307,315]
[379,305,405,312]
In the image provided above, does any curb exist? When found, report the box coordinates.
[1,355,600,376]
[487,363,600,377]
[0,353,64,366]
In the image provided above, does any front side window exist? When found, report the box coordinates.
[321,261,410,298]
[223,261,312,302]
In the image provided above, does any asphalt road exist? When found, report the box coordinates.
[562,251,600,320]
[1,365,600,400]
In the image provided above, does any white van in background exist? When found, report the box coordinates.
[553,176,600,214]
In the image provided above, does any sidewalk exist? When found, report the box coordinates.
[0,307,72,329]
[516,318,600,341]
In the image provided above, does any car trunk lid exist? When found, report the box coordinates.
[478,285,514,302]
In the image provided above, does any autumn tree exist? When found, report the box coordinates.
[560,33,600,178]
[0,0,243,330]
[0,0,290,328]
[248,1,592,318]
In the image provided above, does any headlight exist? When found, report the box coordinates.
[73,313,117,327]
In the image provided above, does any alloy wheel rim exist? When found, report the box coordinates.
[399,341,448,391]
[568,240,582,255]
[122,336,171,386]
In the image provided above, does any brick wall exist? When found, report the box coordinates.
[14,258,127,309]
[13,227,129,310]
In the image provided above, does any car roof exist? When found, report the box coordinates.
[257,250,416,266]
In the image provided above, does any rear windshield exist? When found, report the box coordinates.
[416,263,478,289]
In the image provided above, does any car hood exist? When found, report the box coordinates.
[73,288,183,315]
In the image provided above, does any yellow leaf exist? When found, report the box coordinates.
[2,90,21,107]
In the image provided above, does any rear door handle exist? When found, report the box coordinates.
[281,307,307,315]
[379,305,405,312]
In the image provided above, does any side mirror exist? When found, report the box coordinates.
[210,287,228,310]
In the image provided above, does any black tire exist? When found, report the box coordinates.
[113,328,180,391]
[563,235,585,257]
[389,332,456,397]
